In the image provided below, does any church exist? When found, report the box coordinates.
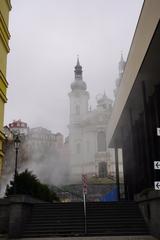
[68,58,116,182]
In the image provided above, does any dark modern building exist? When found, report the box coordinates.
[107,0,160,236]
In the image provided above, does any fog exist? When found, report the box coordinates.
[1,133,69,196]
[4,0,143,136]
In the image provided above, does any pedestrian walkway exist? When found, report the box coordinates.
[17,235,157,240]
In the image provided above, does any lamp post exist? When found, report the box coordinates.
[14,134,21,194]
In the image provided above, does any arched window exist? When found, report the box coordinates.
[97,131,106,152]
[75,105,80,115]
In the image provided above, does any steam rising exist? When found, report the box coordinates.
[1,129,70,197]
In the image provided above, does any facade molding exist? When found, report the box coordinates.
[0,27,10,52]
[0,11,10,40]
[0,70,8,88]
[0,88,7,102]
[0,130,5,141]
[6,0,12,11]
[0,149,4,158]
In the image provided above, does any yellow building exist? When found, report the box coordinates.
[0,0,11,174]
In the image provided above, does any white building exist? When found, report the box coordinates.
[68,58,115,182]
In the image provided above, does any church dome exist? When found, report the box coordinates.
[71,80,87,91]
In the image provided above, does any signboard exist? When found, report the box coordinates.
[157,128,160,136]
[154,130,160,189]
[154,161,160,170]
[82,174,87,194]
[154,181,160,190]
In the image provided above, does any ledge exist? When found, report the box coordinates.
[0,70,8,88]
[0,11,10,40]
[0,131,5,141]
[0,88,7,102]
[6,0,12,11]
[0,149,4,158]
[135,189,160,203]
[0,29,10,53]
[7,194,46,204]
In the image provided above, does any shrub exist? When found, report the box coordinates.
[5,169,59,202]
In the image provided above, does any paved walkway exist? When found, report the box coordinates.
[16,236,157,240]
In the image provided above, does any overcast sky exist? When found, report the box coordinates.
[5,0,143,136]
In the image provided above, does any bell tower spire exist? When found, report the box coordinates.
[77,54,80,65]
[74,55,82,80]
[71,57,87,91]
[119,52,125,77]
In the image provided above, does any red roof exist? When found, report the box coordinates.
[9,120,27,128]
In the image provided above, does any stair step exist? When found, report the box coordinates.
[28,219,145,225]
[24,226,147,232]
[21,201,149,237]
[23,228,85,233]
[30,216,84,221]
[22,233,84,238]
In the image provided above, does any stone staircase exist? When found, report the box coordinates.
[22,201,150,238]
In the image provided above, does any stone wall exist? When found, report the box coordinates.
[135,190,160,239]
[0,198,10,233]
[0,195,44,238]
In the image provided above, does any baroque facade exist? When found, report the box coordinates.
[0,0,11,175]
[68,58,114,182]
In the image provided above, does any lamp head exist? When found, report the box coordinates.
[14,135,21,150]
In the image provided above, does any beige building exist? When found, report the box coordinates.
[0,0,11,175]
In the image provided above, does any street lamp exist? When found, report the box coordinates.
[14,134,21,194]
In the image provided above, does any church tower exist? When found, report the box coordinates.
[69,58,89,181]
[118,53,125,79]
[114,54,126,97]
[69,57,89,123]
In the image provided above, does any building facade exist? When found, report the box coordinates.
[68,58,114,182]
[9,120,29,136]
[0,0,11,175]
[107,0,160,236]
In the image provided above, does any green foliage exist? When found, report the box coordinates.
[5,169,60,202]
